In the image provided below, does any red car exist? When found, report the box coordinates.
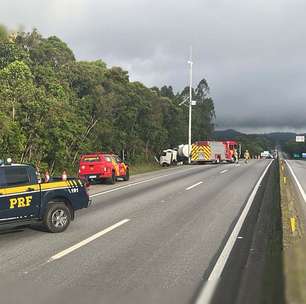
[78,153,129,184]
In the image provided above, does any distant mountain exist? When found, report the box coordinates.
[263,132,298,143]
[214,129,300,143]
[213,129,244,140]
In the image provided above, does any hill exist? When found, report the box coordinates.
[213,129,274,157]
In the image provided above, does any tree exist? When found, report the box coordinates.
[0,27,216,172]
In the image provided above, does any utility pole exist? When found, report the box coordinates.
[188,46,193,164]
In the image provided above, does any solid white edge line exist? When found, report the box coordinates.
[89,166,207,198]
[48,219,130,262]
[186,181,203,191]
[195,160,273,304]
[285,160,306,202]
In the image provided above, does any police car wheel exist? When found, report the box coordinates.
[44,203,71,233]
[123,169,130,181]
[109,171,116,184]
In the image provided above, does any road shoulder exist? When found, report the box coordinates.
[281,160,306,303]
[208,160,284,304]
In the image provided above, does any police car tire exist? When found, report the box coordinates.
[123,169,130,181]
[109,171,116,184]
[43,203,71,233]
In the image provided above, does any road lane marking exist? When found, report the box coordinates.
[290,217,296,233]
[220,169,228,174]
[186,181,203,191]
[48,219,130,262]
[89,166,209,198]
[195,160,273,304]
[285,160,306,202]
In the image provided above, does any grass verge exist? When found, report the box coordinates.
[129,162,163,175]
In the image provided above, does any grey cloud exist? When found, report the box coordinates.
[2,0,306,132]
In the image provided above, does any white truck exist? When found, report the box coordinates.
[159,149,178,166]
[159,144,190,166]
[260,151,273,159]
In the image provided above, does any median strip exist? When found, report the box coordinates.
[48,219,130,262]
[281,160,306,303]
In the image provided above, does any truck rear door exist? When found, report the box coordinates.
[0,166,40,221]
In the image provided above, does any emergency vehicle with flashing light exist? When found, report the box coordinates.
[78,153,129,184]
[191,140,238,163]
[0,160,90,232]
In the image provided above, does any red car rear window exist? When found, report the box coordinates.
[81,155,101,162]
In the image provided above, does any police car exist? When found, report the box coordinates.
[0,160,90,233]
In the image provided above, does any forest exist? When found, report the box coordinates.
[0,25,215,173]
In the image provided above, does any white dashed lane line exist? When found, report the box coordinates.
[185,181,203,191]
[47,219,130,262]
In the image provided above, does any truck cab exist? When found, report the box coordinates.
[0,163,90,232]
[159,149,178,166]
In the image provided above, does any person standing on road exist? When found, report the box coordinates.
[44,170,50,182]
[234,149,239,164]
[244,150,250,164]
[62,170,68,181]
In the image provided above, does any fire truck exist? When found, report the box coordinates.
[191,140,238,163]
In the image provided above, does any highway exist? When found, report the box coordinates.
[0,160,272,304]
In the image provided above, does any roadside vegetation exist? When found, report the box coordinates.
[0,25,215,174]
[283,140,306,158]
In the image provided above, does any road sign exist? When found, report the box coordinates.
[296,135,305,142]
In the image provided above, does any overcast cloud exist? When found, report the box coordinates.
[2,0,306,133]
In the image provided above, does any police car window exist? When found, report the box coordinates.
[4,167,30,187]
[0,169,5,187]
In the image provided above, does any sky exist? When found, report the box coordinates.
[2,0,306,133]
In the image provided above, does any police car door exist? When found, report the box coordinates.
[1,166,40,220]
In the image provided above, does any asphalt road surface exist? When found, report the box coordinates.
[0,160,271,304]
[286,159,306,199]
[285,158,306,218]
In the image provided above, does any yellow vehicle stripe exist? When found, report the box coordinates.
[4,184,40,195]
[191,145,198,161]
[40,181,71,190]
[203,146,212,160]
[2,180,75,195]
[191,144,212,161]
[0,179,84,198]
